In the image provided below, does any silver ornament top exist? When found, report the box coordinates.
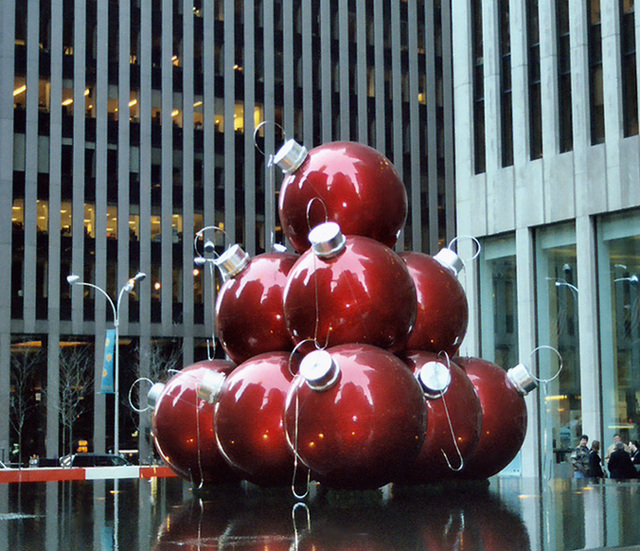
[417,361,452,398]
[300,349,340,391]
[197,370,227,404]
[273,139,308,174]
[434,247,464,277]
[147,382,166,410]
[308,222,346,259]
[507,363,537,396]
[215,244,250,281]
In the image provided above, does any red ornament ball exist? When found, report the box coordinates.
[214,351,300,486]
[283,344,427,489]
[453,356,529,479]
[215,251,298,365]
[276,140,407,253]
[397,351,482,483]
[399,250,468,356]
[283,224,417,353]
[151,360,238,487]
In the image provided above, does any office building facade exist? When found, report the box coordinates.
[1,0,455,462]
[453,0,640,478]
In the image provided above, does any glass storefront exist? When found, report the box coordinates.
[598,210,640,446]
[535,223,579,478]
[479,234,518,368]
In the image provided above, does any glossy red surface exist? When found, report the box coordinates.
[152,360,238,487]
[398,351,482,483]
[283,343,427,489]
[399,251,468,356]
[214,351,299,486]
[283,236,417,352]
[215,252,298,365]
[453,356,528,479]
[278,141,407,253]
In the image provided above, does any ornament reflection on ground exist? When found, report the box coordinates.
[152,484,530,551]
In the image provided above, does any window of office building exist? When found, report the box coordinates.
[620,0,638,137]
[527,0,543,160]
[535,224,580,477]
[588,0,605,144]
[479,234,518,369]
[597,209,640,445]
[471,0,485,174]
[499,0,513,168]
[557,0,573,153]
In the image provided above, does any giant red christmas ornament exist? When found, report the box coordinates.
[274,140,407,253]
[453,356,536,479]
[283,222,417,353]
[397,351,482,483]
[214,248,298,364]
[150,360,238,486]
[399,249,468,356]
[283,344,427,489]
[214,351,300,486]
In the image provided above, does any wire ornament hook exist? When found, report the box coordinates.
[291,501,312,550]
[527,345,564,384]
[305,197,329,233]
[128,377,155,413]
[290,382,312,500]
[434,352,465,472]
[447,235,482,264]
[253,120,287,161]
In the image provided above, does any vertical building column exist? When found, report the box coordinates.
[516,226,541,478]
[424,2,439,252]
[243,0,257,254]
[355,0,368,143]
[373,0,386,152]
[510,0,530,166]
[0,0,15,458]
[338,0,350,140]
[601,1,623,210]
[22,0,40,331]
[482,0,501,174]
[407,0,423,251]
[320,0,332,143]
[223,0,236,246]
[93,0,109,455]
[576,215,602,442]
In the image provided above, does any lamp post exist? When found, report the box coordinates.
[67,272,146,456]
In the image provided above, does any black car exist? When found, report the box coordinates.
[60,453,132,467]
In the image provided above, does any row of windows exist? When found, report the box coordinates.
[472,0,637,174]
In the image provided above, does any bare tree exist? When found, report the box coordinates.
[58,344,94,456]
[10,348,44,465]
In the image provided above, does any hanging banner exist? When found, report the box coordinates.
[101,329,116,394]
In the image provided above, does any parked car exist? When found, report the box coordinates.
[59,453,132,468]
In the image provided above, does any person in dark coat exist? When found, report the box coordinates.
[608,441,636,480]
[587,440,604,481]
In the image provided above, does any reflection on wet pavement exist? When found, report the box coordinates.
[2,476,640,550]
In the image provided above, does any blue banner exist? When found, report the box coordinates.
[100,329,116,394]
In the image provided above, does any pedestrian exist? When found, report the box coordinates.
[570,435,590,479]
[605,434,630,464]
[608,441,636,480]
[587,440,604,481]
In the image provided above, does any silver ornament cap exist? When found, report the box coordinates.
[417,361,452,399]
[147,382,166,410]
[507,363,537,396]
[300,349,340,391]
[197,370,226,404]
[434,247,464,277]
[308,222,346,259]
[273,139,308,174]
[215,244,250,281]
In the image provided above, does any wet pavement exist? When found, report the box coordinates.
[1,475,640,550]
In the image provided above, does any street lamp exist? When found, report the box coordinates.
[67,272,146,455]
